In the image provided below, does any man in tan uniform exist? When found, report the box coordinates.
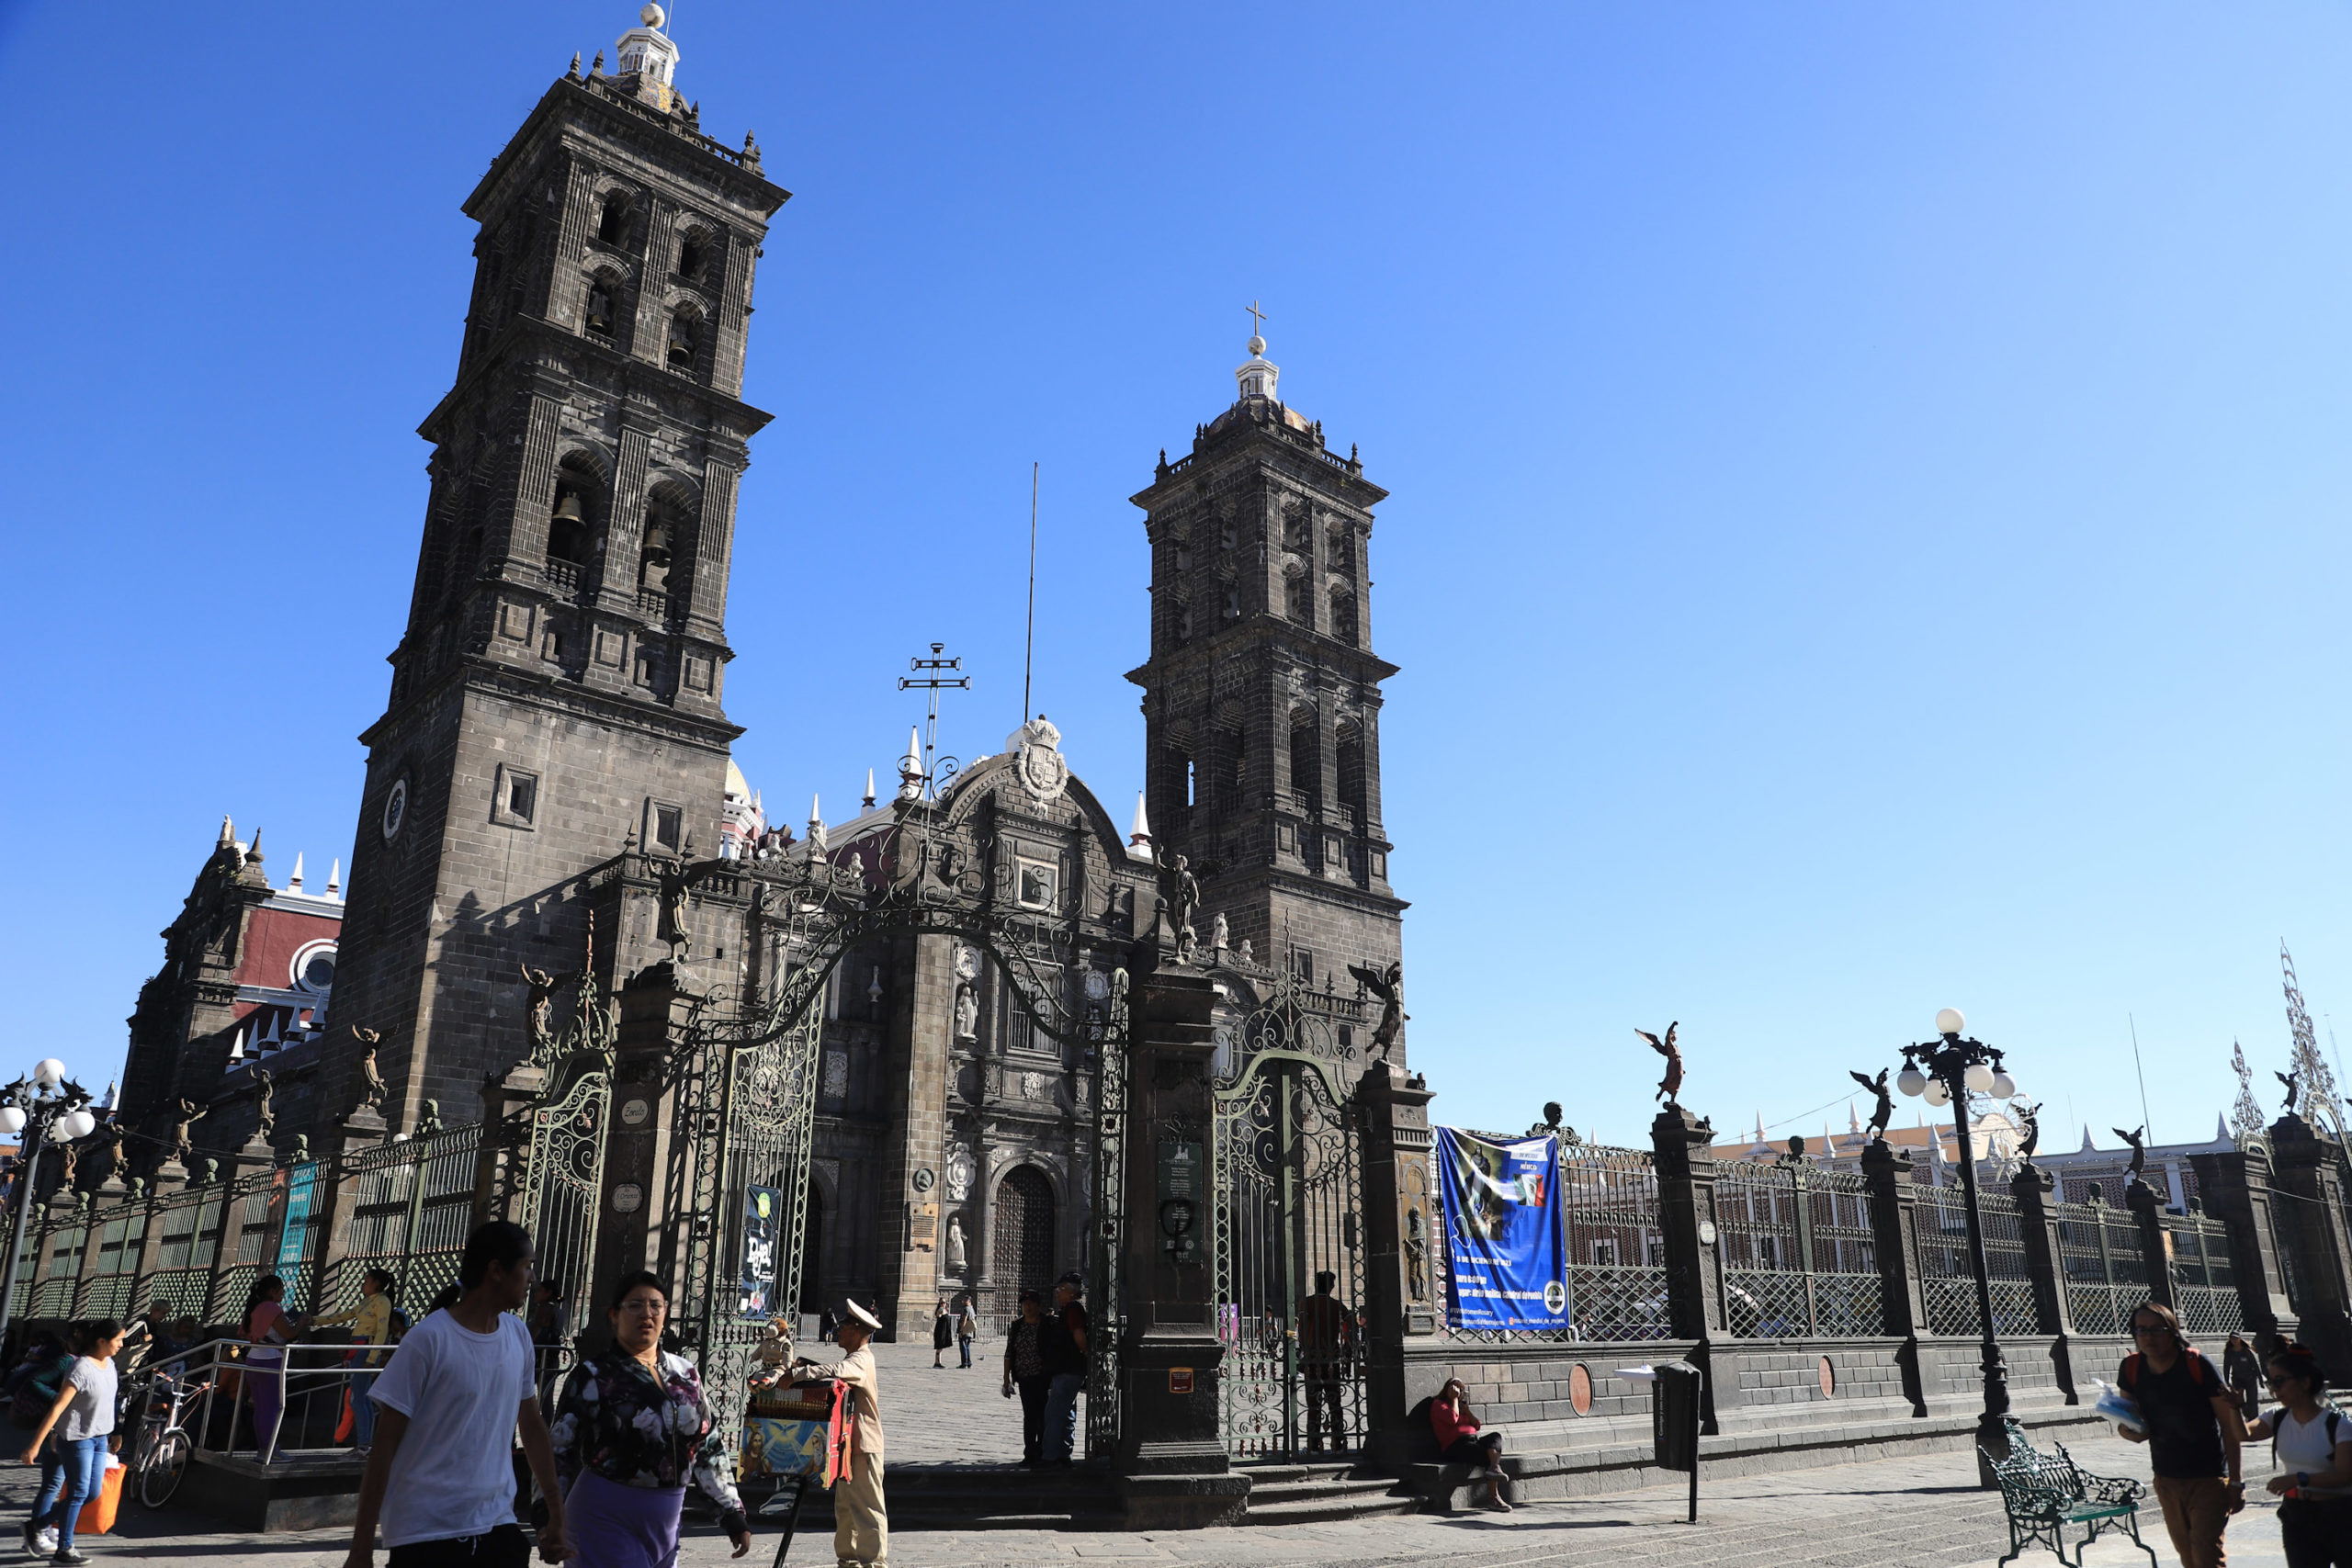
[805,1299,887,1568]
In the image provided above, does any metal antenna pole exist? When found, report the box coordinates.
[1022,463,1039,731]
[2129,1015,2153,1143]
[899,644,969,806]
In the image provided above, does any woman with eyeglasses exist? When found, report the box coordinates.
[2116,1300,2245,1568]
[2245,1344,2352,1568]
[548,1271,751,1566]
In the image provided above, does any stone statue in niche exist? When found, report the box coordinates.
[1211,912,1229,953]
[954,982,979,1043]
[946,1213,967,1271]
[1404,1205,1430,1302]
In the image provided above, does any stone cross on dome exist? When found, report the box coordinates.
[1235,300,1280,401]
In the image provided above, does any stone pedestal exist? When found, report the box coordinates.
[1356,1061,1436,1472]
[471,1065,547,1229]
[1114,967,1248,1529]
[338,1104,390,1157]
[1860,1138,1929,1416]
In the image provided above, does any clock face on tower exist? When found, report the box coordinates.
[381,778,410,841]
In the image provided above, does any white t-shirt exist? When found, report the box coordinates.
[56,1357,115,1442]
[2269,1407,2346,1476]
[367,1310,536,1548]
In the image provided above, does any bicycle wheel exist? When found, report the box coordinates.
[137,1429,190,1509]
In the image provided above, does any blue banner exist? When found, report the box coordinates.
[1434,1126,1569,1331]
[277,1162,320,1276]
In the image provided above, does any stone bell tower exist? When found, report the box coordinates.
[322,6,789,1132]
[1126,324,1407,1043]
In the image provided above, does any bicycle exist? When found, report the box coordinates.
[122,1364,210,1509]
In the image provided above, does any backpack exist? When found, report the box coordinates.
[2120,1348,2211,1397]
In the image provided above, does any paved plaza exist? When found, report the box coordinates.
[6,1338,2300,1568]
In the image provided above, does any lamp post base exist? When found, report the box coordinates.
[1973,1340,2016,1489]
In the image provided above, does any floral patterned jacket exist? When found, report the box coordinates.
[550,1348,745,1535]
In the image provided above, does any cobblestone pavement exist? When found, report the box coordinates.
[4,1342,2296,1568]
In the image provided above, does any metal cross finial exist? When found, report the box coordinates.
[1246,299,1268,340]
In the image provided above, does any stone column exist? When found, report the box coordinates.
[311,1106,391,1312]
[1651,1104,1726,1431]
[2125,1178,2175,1311]
[2265,1115,2352,1383]
[1115,967,1248,1528]
[2188,1141,2300,1357]
[1355,1061,1436,1473]
[471,1063,548,1229]
[201,1139,280,1323]
[592,962,698,1349]
[1861,1139,1930,1415]
[2010,1163,2081,1401]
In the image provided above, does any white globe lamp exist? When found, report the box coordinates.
[1896,1066,1927,1098]
[1935,1008,1965,1039]
[1923,1077,1952,1108]
[31,1061,63,1091]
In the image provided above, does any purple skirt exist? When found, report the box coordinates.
[564,1470,687,1568]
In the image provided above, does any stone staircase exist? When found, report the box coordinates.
[1235,1458,1421,1525]
[749,1461,1124,1532]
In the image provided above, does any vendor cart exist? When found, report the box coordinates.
[741,1376,845,1567]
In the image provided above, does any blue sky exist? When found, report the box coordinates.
[5,3,2350,1151]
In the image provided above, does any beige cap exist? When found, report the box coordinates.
[842,1299,882,1331]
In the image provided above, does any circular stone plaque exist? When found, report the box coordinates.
[620,1099,650,1127]
[911,1168,935,1193]
[1697,1220,1718,1246]
[612,1182,643,1214]
[1568,1364,1594,1416]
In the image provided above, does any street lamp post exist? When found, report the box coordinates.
[0,1060,96,1347]
[1895,1008,2020,1470]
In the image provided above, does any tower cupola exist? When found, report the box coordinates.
[615,4,682,108]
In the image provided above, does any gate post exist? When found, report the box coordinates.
[2010,1163,2080,1403]
[473,1063,548,1228]
[1355,1061,1436,1474]
[593,962,698,1350]
[1116,967,1249,1528]
[2188,1139,2299,1358]
[1651,1105,1727,1430]
[311,1102,392,1313]
[1861,1138,1930,1416]
[2264,1115,2352,1384]
[201,1137,278,1323]
[2125,1178,2175,1311]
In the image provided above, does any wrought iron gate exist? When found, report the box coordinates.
[1211,980,1368,1460]
[514,1061,611,1325]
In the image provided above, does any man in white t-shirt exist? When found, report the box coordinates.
[343,1222,567,1568]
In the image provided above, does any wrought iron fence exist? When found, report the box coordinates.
[1432,1140,1672,1344]
[1916,1183,2039,1336]
[2170,1210,2244,1338]
[2053,1197,2149,1337]
[1715,1157,1885,1338]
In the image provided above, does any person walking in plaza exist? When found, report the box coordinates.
[1297,1271,1354,1453]
[793,1301,887,1568]
[2116,1299,2245,1568]
[2245,1342,2352,1568]
[956,1295,978,1370]
[1430,1378,1511,1511]
[311,1267,398,1454]
[549,1270,749,1567]
[243,1273,305,1461]
[1041,1273,1090,1466]
[930,1299,953,1369]
[1001,1290,1052,1465]
[342,1221,569,1568]
[2224,1333,2264,1424]
[18,1318,125,1564]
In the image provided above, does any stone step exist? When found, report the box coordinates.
[1242,1494,1423,1527]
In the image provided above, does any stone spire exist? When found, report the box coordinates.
[897,727,923,802]
[288,852,305,892]
[327,858,341,897]
[1128,791,1152,852]
[863,768,876,810]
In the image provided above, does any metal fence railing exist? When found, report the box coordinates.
[2053,1197,2148,1337]
[1,1121,488,1341]
[1716,1156,1885,1338]
[1917,1184,2038,1336]
[2170,1210,2245,1338]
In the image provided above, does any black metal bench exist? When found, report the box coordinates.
[1980,1417,2154,1568]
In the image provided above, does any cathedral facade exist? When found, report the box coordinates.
[118,7,1408,1337]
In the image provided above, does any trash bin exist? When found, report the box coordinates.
[1652,1359,1703,1522]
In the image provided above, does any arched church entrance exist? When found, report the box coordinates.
[992,1165,1056,1316]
